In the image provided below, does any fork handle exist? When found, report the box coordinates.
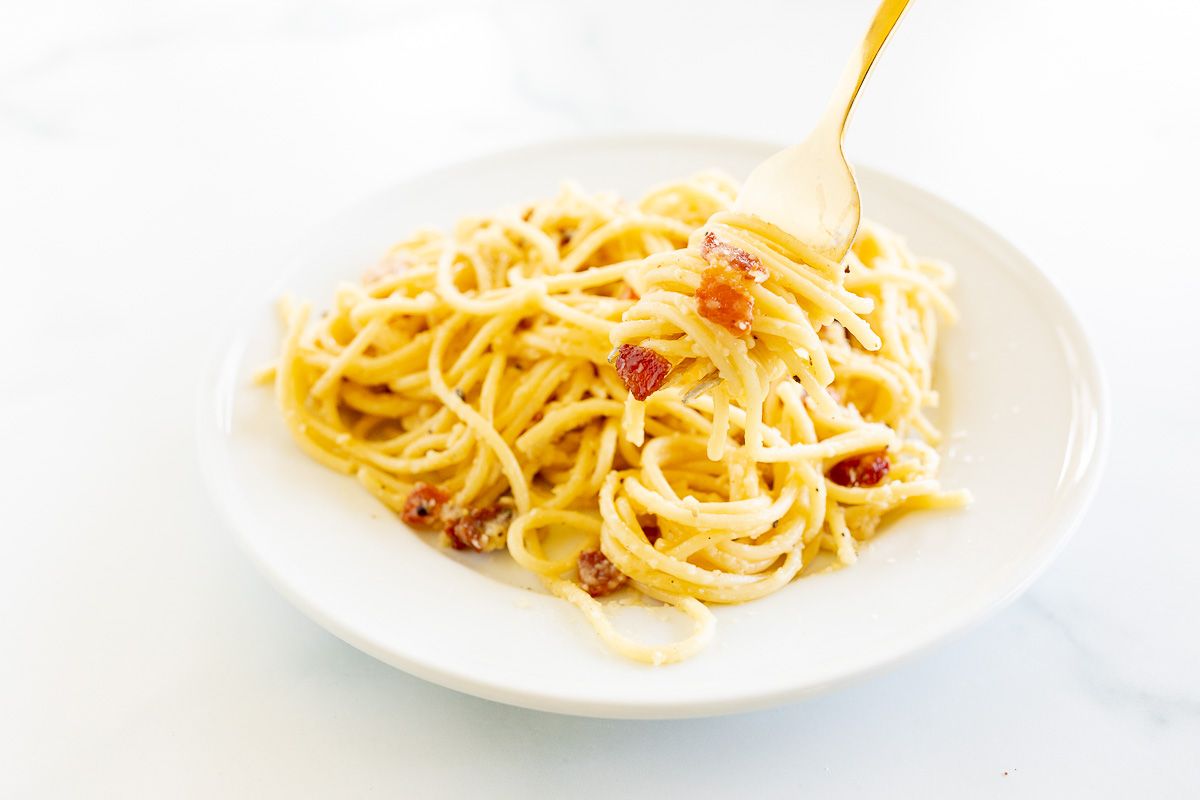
[821,0,912,139]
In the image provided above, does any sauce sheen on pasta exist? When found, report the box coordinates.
[265,171,969,665]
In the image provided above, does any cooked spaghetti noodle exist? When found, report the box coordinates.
[265,171,968,665]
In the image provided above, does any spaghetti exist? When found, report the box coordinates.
[266,171,968,665]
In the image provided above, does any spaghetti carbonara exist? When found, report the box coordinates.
[265,171,967,664]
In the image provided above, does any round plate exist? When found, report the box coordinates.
[198,135,1108,718]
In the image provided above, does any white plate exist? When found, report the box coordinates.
[198,135,1107,719]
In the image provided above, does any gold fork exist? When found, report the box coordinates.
[736,0,912,260]
[684,0,911,400]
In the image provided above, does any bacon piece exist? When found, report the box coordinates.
[701,231,768,283]
[828,450,890,488]
[642,524,661,545]
[444,506,512,552]
[578,550,627,597]
[403,484,512,553]
[697,267,755,335]
[401,483,451,528]
[614,344,671,401]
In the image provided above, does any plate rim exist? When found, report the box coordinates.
[196,132,1110,718]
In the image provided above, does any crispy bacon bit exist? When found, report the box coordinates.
[614,344,671,401]
[642,524,661,545]
[697,267,755,335]
[578,550,627,597]
[828,450,890,488]
[404,483,512,553]
[401,483,451,528]
[701,231,768,282]
[444,506,512,552]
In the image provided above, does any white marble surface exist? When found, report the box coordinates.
[2,0,1198,796]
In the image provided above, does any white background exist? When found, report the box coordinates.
[2,0,1198,796]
